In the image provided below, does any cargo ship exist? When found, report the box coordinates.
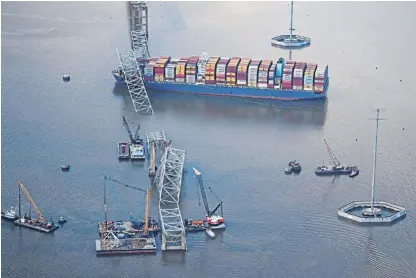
[113,55,329,101]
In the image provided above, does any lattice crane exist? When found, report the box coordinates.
[324,139,341,167]
[104,175,150,235]
[18,180,46,224]
[192,168,224,225]
[122,116,143,145]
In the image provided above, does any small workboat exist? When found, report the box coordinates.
[284,165,292,174]
[58,216,67,224]
[1,206,18,221]
[349,169,359,178]
[61,165,70,171]
[206,228,215,238]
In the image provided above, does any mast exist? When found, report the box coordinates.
[370,109,381,210]
[18,184,21,218]
[104,176,108,231]
[289,1,294,41]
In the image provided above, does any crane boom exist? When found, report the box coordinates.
[144,188,150,235]
[122,116,135,143]
[324,139,340,167]
[104,176,146,192]
[103,175,150,235]
[193,167,210,215]
[18,181,46,223]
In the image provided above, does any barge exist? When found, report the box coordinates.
[118,142,130,159]
[14,218,59,233]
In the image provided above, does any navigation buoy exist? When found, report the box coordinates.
[63,75,71,82]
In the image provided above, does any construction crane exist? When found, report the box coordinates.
[192,167,224,227]
[18,180,46,224]
[103,175,150,235]
[324,139,341,167]
[122,116,143,145]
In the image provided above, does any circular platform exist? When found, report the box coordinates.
[271,35,311,49]
[338,201,406,223]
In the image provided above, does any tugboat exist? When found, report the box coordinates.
[315,139,358,176]
[1,206,19,221]
[290,160,301,173]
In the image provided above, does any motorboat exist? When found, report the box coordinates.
[284,165,292,174]
[206,228,215,238]
[61,165,70,171]
[349,169,359,178]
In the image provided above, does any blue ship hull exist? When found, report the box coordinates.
[144,82,326,101]
[112,72,327,101]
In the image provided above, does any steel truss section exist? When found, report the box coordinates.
[130,2,150,61]
[155,146,186,205]
[116,48,153,114]
[146,131,167,151]
[155,145,187,251]
[159,205,186,250]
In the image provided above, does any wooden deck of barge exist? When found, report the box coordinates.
[14,219,59,233]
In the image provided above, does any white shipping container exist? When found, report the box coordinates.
[257,83,268,88]
[186,76,196,84]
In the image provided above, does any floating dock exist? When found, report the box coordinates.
[14,219,59,233]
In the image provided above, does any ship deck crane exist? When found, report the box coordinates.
[103,175,150,235]
[192,168,224,225]
[18,180,46,224]
[324,139,341,167]
[122,116,143,145]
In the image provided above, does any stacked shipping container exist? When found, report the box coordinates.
[257,60,272,88]
[144,57,159,81]
[185,56,199,84]
[175,57,189,83]
[236,58,251,86]
[292,62,306,90]
[314,65,328,93]
[268,64,276,88]
[303,63,317,91]
[165,59,179,82]
[142,55,328,94]
[205,57,220,85]
[154,56,170,82]
[247,60,262,87]
[215,58,230,85]
[282,62,295,89]
[226,57,241,86]
[274,60,284,89]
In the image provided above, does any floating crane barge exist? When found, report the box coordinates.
[13,181,59,233]
[95,176,158,255]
